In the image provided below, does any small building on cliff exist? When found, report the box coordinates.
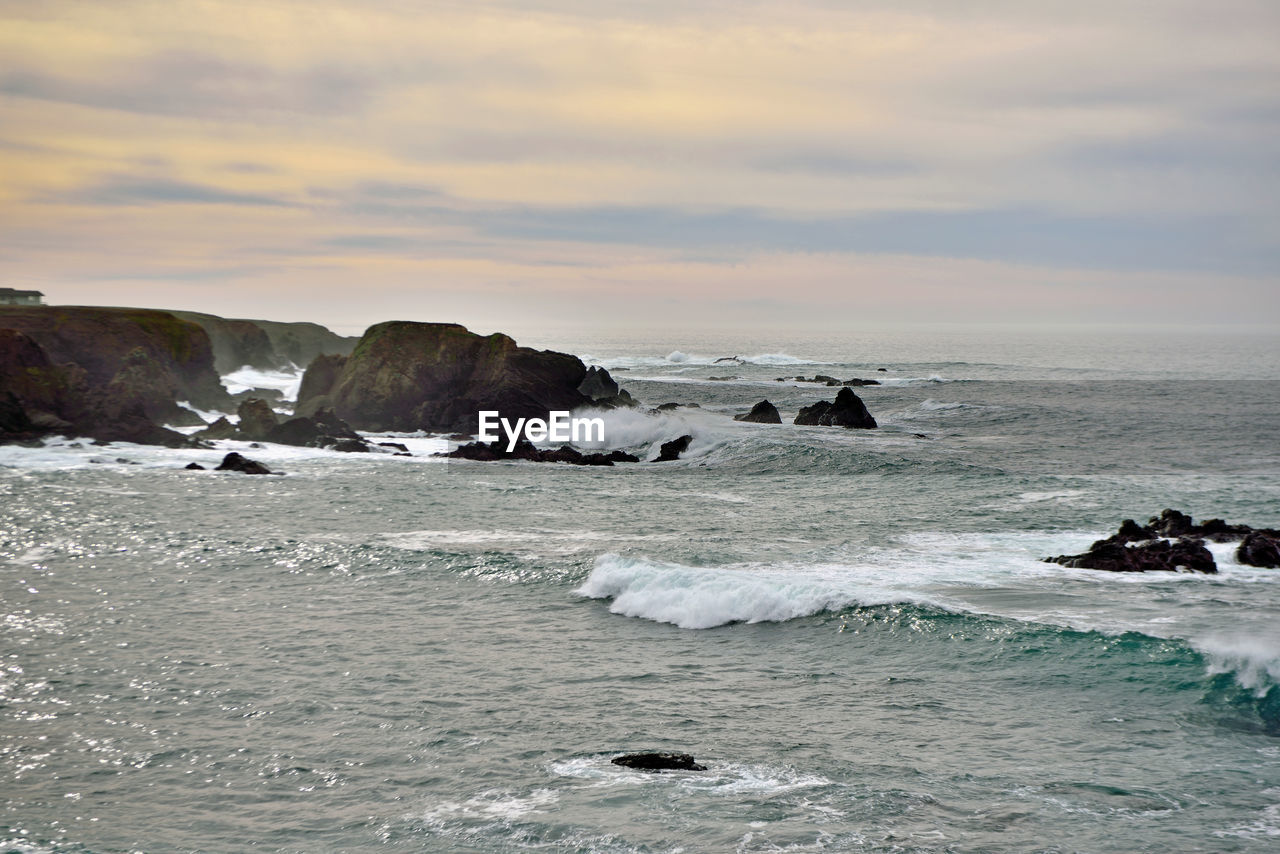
[0,288,43,306]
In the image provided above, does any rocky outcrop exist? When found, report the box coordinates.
[169,311,276,374]
[611,752,706,772]
[655,434,693,462]
[0,306,227,411]
[442,439,638,466]
[794,387,877,428]
[0,323,195,447]
[1044,511,1280,573]
[235,398,279,441]
[294,321,602,433]
[734,400,782,423]
[215,452,274,475]
[778,375,880,386]
[1046,537,1216,574]
[172,311,358,372]
[1238,532,1280,569]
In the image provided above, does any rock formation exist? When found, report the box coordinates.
[734,400,782,423]
[655,434,693,462]
[793,387,877,428]
[611,752,706,772]
[294,321,608,433]
[441,439,638,466]
[1044,510,1280,572]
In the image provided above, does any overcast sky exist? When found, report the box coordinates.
[1,0,1277,335]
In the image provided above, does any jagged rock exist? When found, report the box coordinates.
[193,416,237,440]
[713,356,743,364]
[611,752,706,772]
[655,434,692,462]
[184,462,206,470]
[215,452,273,475]
[1237,532,1280,568]
[793,387,877,429]
[734,400,781,424]
[592,388,639,409]
[294,321,595,433]
[1046,537,1217,574]
[236,398,278,441]
[577,366,620,400]
[377,442,410,453]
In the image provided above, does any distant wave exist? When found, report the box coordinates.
[581,351,832,370]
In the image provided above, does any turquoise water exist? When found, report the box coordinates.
[2,328,1279,852]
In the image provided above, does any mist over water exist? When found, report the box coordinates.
[3,328,1279,852]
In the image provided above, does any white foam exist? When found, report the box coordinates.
[221,366,303,401]
[574,532,1280,690]
[581,352,831,370]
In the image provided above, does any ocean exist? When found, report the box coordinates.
[2,327,1279,853]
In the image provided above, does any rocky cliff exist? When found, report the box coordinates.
[171,311,358,372]
[295,321,601,433]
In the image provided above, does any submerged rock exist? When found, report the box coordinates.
[184,462,206,470]
[734,400,782,424]
[611,752,707,772]
[794,387,877,429]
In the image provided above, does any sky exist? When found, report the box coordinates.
[1,0,1277,336]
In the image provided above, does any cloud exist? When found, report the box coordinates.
[51,176,293,208]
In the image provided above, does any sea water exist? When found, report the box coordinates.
[2,327,1279,852]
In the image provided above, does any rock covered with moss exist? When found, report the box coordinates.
[295,321,612,433]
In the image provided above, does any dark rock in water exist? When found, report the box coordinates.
[577,365,620,401]
[1148,508,1196,538]
[713,355,743,364]
[184,462,206,470]
[794,387,877,429]
[655,402,682,411]
[655,434,692,462]
[1238,532,1280,568]
[611,752,706,772]
[441,439,637,466]
[707,376,738,382]
[263,408,361,449]
[215,452,273,475]
[734,400,782,424]
[294,321,594,433]
[877,367,888,372]
[784,375,880,387]
[327,438,370,453]
[236,397,278,441]
[1046,537,1217,574]
[377,441,410,453]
